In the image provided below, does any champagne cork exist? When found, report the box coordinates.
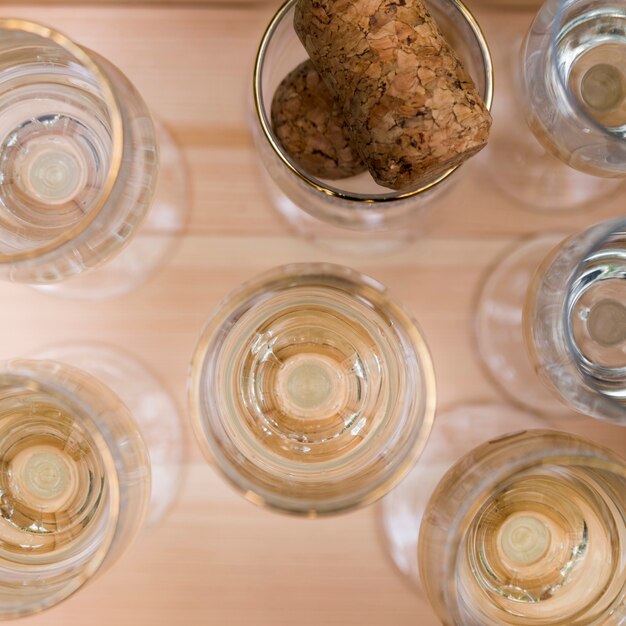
[272,60,367,180]
[294,0,492,191]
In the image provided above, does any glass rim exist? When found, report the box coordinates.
[429,429,626,623]
[0,359,123,618]
[189,262,437,516]
[0,19,124,265]
[252,0,494,205]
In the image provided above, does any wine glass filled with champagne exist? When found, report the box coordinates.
[0,20,187,298]
[419,430,626,625]
[189,264,436,516]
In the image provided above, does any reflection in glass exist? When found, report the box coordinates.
[419,430,626,625]
[190,264,436,515]
[0,20,187,299]
[476,218,626,424]
[487,0,626,210]
[0,351,184,618]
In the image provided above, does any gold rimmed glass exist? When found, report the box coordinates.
[189,263,436,516]
[251,0,493,253]
[0,350,185,618]
[418,430,626,625]
[0,20,187,299]
[475,217,626,424]
[0,359,145,619]
[380,403,544,592]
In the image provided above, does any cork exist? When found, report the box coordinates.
[294,0,492,191]
[272,60,367,180]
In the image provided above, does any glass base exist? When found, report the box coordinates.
[379,404,544,593]
[35,120,189,299]
[261,169,445,256]
[485,40,624,212]
[32,344,185,528]
[489,134,623,211]
[474,235,569,415]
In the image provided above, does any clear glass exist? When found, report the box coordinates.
[418,430,626,625]
[475,234,571,415]
[251,0,493,253]
[34,344,186,527]
[487,0,626,210]
[380,403,543,592]
[0,358,149,619]
[526,218,626,424]
[475,218,626,424]
[189,263,436,516]
[0,20,188,299]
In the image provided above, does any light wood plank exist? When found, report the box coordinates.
[0,4,623,626]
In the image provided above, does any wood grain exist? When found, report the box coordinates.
[7,0,279,5]
[0,3,624,626]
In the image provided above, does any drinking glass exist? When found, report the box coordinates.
[189,263,436,516]
[380,403,543,591]
[487,0,626,210]
[0,20,187,299]
[0,358,146,619]
[418,430,626,625]
[0,352,184,618]
[475,217,626,423]
[35,344,186,527]
[251,0,493,253]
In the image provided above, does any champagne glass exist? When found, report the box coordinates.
[34,344,186,527]
[251,0,493,253]
[0,351,184,618]
[418,430,626,625]
[0,357,144,619]
[475,217,626,423]
[189,263,436,516]
[0,19,188,299]
[380,403,543,591]
[487,0,626,210]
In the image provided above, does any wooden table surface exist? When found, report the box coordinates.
[1,2,625,625]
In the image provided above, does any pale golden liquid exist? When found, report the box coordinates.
[0,85,112,237]
[198,270,432,515]
[231,301,392,463]
[0,397,106,557]
[459,467,625,623]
